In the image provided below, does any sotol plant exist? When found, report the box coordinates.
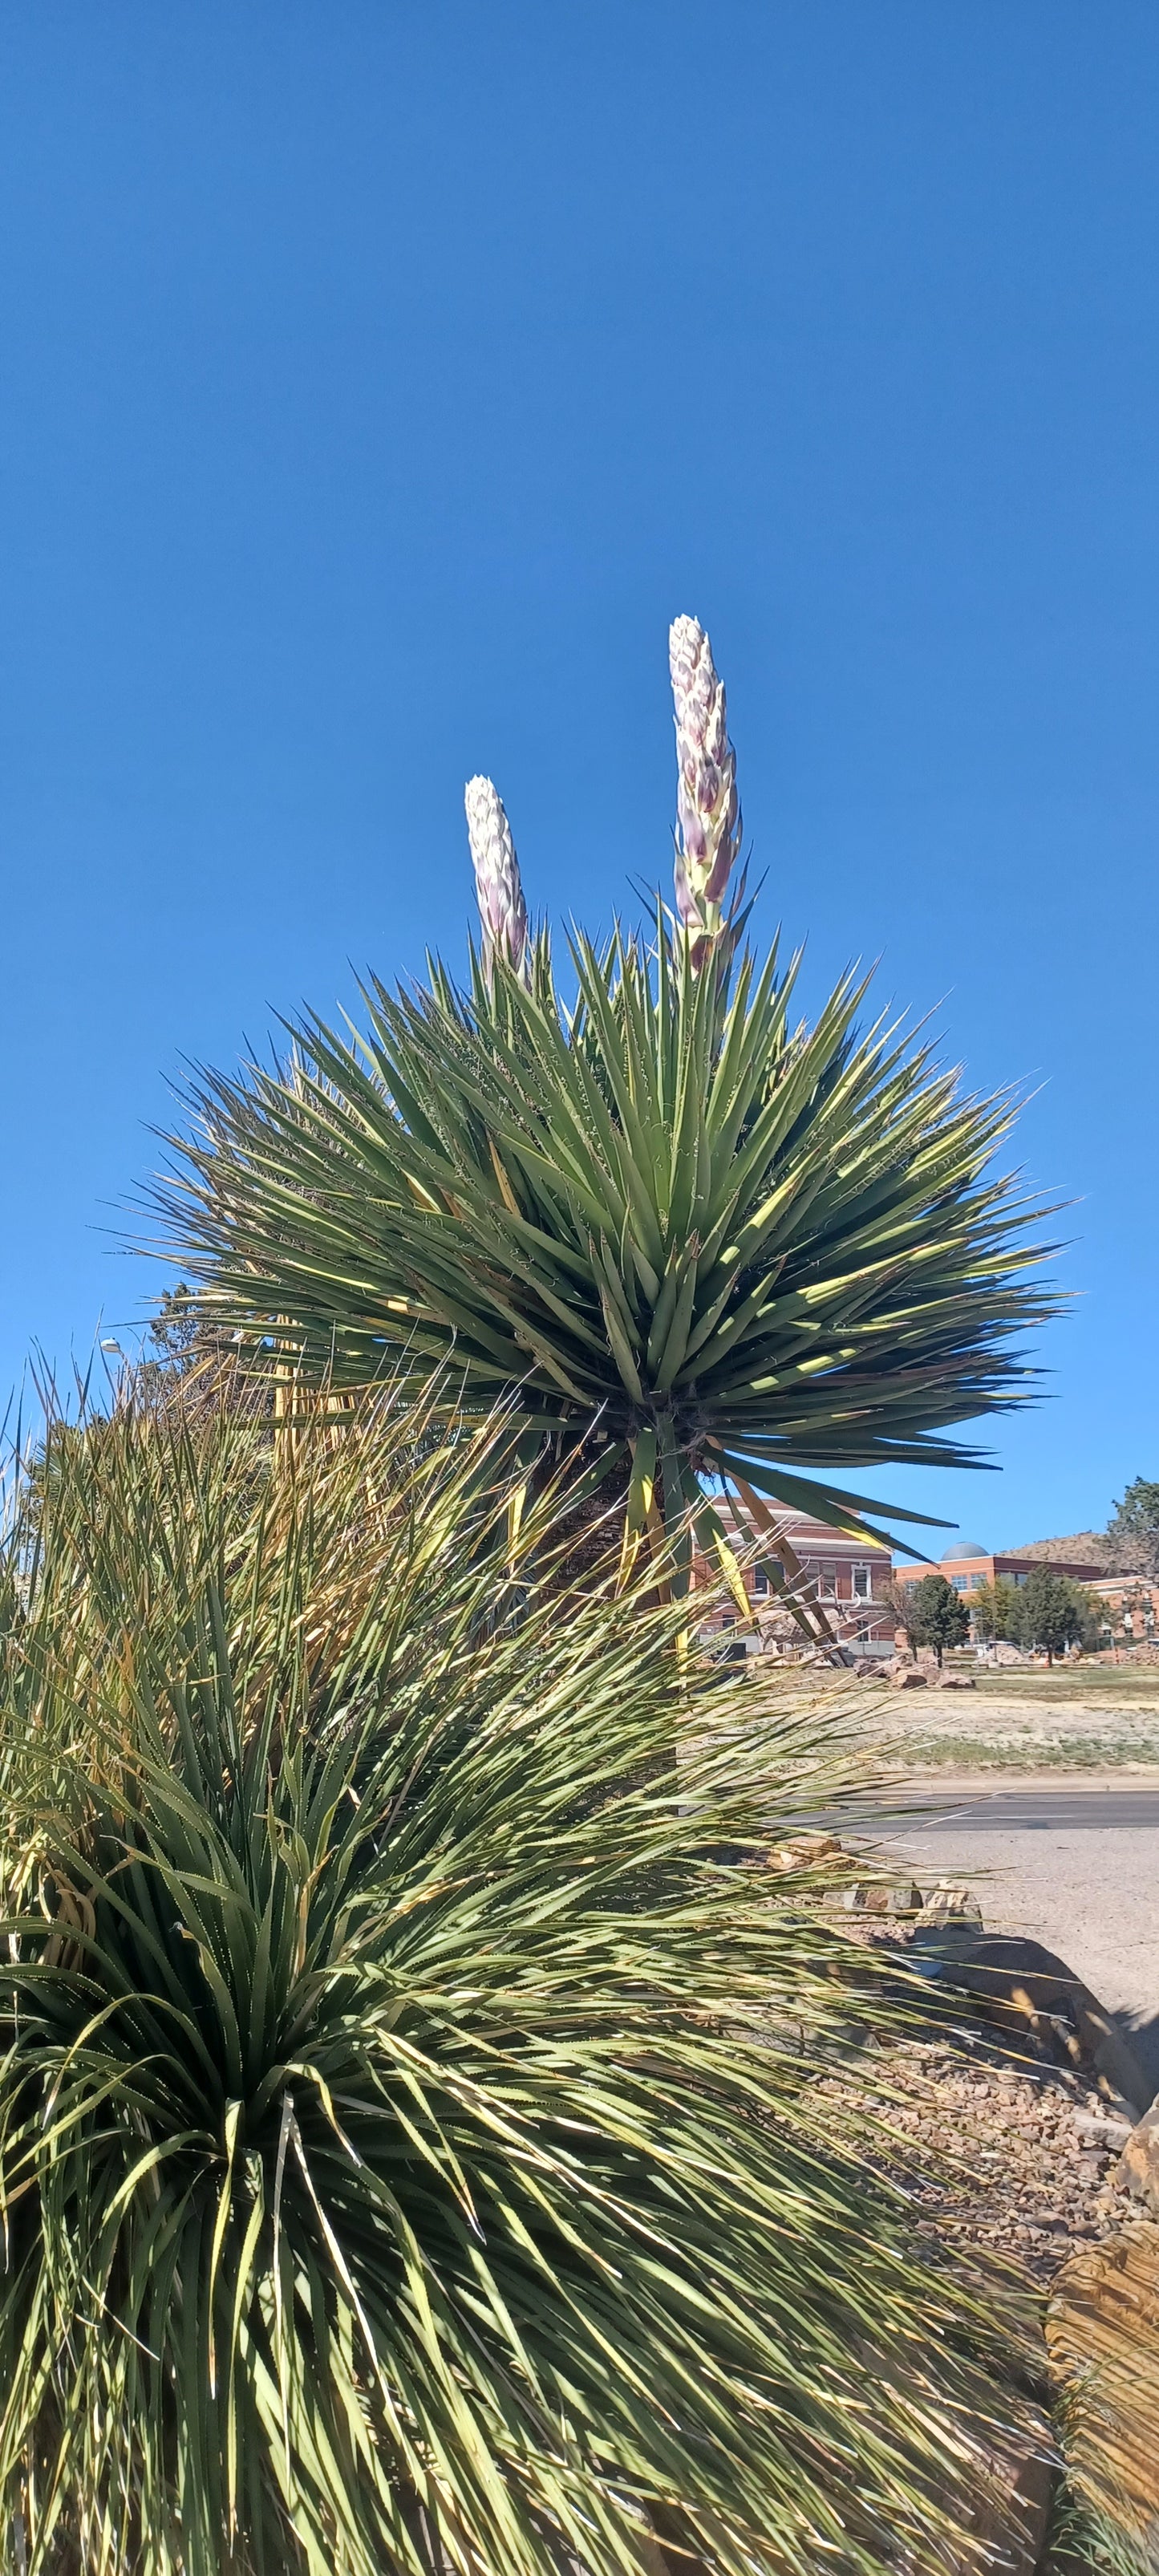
[156,619,1056,1608]
[0,1377,1037,2576]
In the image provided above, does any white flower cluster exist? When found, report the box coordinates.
[464,774,529,979]
[669,615,740,953]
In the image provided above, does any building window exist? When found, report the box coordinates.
[753,1559,784,1596]
[950,1576,967,1592]
[851,1564,872,1601]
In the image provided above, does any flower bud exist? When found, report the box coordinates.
[669,617,740,954]
[464,776,529,978]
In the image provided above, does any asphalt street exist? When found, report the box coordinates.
[877,1787,1159,1833]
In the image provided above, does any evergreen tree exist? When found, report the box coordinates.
[1011,1566,1093,1664]
[1105,1476,1159,1580]
[903,1572,971,1666]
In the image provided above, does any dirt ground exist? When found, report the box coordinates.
[859,1663,1159,1771]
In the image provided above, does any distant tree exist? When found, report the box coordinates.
[1011,1566,1093,1664]
[138,1283,265,1423]
[1101,1580,1153,1650]
[1082,1590,1113,1649]
[1105,1477,1159,1580]
[146,1282,205,1369]
[903,1572,971,1667]
[968,1576,1023,1646]
[884,1576,922,1654]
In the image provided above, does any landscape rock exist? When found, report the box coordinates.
[817,2034,1158,2569]
[838,1880,924,1916]
[906,1931,1149,2113]
[821,2034,1142,2282]
[934,1672,975,1690]
[766,1832,844,1873]
[1046,2223,1159,2561]
[914,1882,983,1929]
[890,1665,928,1690]
[1072,2109,1133,2149]
[1115,2095,1159,2215]
[950,2433,1054,2576]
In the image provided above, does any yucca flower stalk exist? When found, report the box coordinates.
[465,774,529,981]
[152,616,1058,1618]
[669,615,741,968]
[0,1375,1040,2576]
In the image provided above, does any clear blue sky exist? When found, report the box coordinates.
[2,2,1157,1551]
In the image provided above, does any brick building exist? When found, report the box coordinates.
[1090,1572,1159,1643]
[693,1504,894,1652]
[894,1540,1159,1647]
[695,1519,1159,1657]
[892,1540,1106,1597]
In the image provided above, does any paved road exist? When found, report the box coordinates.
[851,1777,1159,2093]
[873,1787,1159,1834]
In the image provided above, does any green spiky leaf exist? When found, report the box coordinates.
[0,1377,1039,2576]
[154,922,1059,1586]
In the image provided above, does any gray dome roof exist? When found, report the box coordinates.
[940,1540,987,1561]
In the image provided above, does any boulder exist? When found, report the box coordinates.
[1046,2224,1159,2562]
[906,1930,1149,2112]
[950,2435,1054,2576]
[934,1672,975,1690]
[889,1665,928,1690]
[766,1832,844,1874]
[1116,2095,1159,2216]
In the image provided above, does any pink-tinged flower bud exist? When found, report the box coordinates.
[673,849,698,926]
[464,776,529,978]
[669,617,740,953]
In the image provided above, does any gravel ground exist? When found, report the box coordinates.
[772,1862,1149,2287]
[817,1972,1157,2569]
[841,2035,1137,2287]
[780,1807,1159,2561]
[760,1676,1159,2249]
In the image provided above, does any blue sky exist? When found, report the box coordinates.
[2,2,1157,1551]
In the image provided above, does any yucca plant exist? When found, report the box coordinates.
[154,619,1056,1616]
[0,1376,1038,2576]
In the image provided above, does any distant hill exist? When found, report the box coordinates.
[1010,1531,1113,1568]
